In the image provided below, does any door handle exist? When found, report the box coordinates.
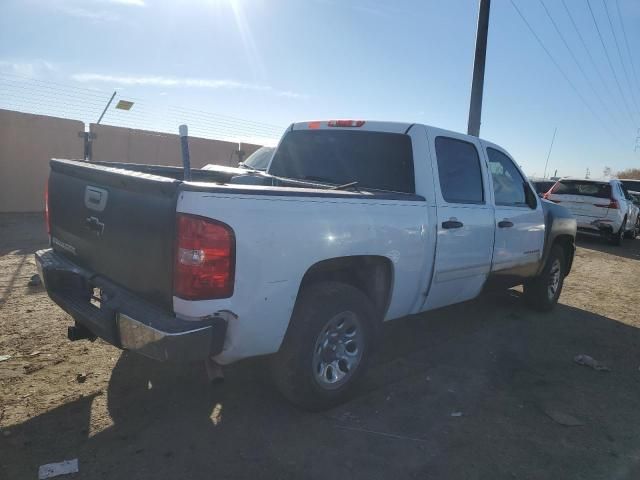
[442,220,464,229]
[498,220,514,228]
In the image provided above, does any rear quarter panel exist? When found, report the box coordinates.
[176,191,431,364]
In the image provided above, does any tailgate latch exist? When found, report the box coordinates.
[84,186,108,212]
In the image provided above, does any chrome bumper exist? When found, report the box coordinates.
[35,248,227,362]
[117,313,216,362]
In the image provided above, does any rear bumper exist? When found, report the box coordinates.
[35,248,227,362]
[575,217,621,237]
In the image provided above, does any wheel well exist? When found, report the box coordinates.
[553,234,575,275]
[298,256,393,317]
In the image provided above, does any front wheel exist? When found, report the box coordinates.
[271,281,377,411]
[523,245,565,312]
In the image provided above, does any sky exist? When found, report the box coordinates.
[1,0,640,178]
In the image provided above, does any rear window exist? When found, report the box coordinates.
[269,129,415,193]
[621,180,640,193]
[551,180,611,198]
[532,181,555,194]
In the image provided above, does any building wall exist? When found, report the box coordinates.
[0,109,84,213]
[90,124,262,168]
[0,109,263,212]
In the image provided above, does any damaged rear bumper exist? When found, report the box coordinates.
[35,248,227,362]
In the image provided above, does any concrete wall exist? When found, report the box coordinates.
[0,109,84,212]
[0,109,264,212]
[90,124,262,168]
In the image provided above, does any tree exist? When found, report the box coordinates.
[617,168,640,179]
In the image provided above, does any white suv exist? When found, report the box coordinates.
[545,178,638,245]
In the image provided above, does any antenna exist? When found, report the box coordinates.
[543,127,557,178]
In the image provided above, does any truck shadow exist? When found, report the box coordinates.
[5,291,640,480]
[576,234,640,261]
[0,213,48,257]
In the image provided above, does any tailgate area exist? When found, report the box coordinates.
[48,159,180,311]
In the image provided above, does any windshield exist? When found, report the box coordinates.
[551,180,611,198]
[268,129,415,193]
[242,147,274,170]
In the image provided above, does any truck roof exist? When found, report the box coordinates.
[556,177,618,183]
[290,120,493,143]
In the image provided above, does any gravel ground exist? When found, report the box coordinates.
[1,213,639,480]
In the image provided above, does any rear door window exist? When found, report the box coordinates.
[551,181,611,198]
[269,129,415,193]
[434,137,484,204]
[487,148,528,206]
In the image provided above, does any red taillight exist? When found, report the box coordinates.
[594,199,619,209]
[174,214,235,300]
[328,120,365,128]
[44,177,51,235]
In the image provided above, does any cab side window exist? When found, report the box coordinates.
[487,148,531,207]
[434,137,484,204]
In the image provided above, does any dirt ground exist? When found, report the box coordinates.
[1,213,639,480]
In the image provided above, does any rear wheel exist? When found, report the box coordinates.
[624,217,639,239]
[271,281,377,411]
[523,245,565,312]
[610,220,625,246]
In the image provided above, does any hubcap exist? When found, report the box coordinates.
[547,258,562,300]
[312,311,363,390]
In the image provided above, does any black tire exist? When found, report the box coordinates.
[523,245,566,312]
[610,219,626,245]
[271,281,377,411]
[624,218,638,239]
[610,226,625,245]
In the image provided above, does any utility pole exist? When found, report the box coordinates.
[467,0,491,137]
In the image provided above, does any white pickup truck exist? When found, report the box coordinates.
[37,120,576,409]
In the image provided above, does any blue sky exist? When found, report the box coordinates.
[1,0,640,177]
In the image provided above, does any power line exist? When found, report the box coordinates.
[601,0,640,119]
[508,0,626,147]
[0,74,285,143]
[560,0,629,129]
[585,0,637,126]
[0,77,112,102]
[0,72,117,98]
[538,0,626,132]
[614,0,640,105]
[168,105,285,132]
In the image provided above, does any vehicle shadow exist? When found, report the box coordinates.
[0,213,48,257]
[576,234,640,261]
[4,292,640,480]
